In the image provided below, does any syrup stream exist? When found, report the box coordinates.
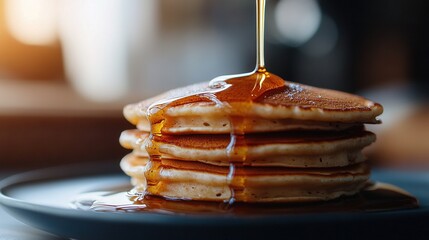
[140,0,272,204]
[256,0,266,70]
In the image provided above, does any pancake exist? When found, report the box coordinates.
[119,130,149,157]
[124,78,383,134]
[120,74,382,203]
[120,153,148,178]
[120,154,148,192]
[120,129,374,167]
[135,117,362,134]
[118,0,385,204]
[120,154,370,203]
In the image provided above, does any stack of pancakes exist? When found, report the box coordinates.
[120,79,383,203]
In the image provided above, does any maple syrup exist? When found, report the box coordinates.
[73,0,419,213]
[144,0,286,204]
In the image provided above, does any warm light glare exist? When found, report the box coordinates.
[301,15,339,57]
[5,0,58,46]
[274,0,321,47]
[58,0,157,102]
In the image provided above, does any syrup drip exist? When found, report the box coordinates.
[142,0,283,204]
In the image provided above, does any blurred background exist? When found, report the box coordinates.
[0,0,428,169]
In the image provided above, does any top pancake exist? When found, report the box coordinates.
[124,75,383,134]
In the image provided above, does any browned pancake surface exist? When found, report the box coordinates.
[157,159,370,176]
[257,83,382,112]
[135,76,382,114]
[154,128,373,150]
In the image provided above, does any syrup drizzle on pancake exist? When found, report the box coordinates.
[142,0,281,204]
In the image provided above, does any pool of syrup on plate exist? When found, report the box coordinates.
[73,182,418,215]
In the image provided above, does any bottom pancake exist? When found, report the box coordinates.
[120,154,370,203]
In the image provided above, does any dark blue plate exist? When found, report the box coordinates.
[1,163,429,240]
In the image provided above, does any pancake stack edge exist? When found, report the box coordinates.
[120,81,383,203]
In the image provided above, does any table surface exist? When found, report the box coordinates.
[0,208,65,239]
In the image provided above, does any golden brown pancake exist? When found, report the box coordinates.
[135,117,362,134]
[120,129,374,167]
[120,153,148,192]
[120,154,370,202]
[120,75,383,203]
[124,78,383,134]
[119,130,149,157]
